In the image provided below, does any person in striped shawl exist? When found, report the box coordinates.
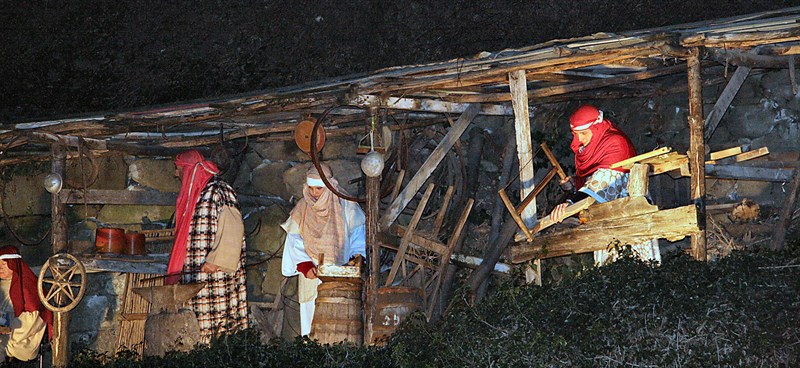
[166,150,248,343]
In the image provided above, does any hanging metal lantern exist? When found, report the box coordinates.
[43,173,63,194]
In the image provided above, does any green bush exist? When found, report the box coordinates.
[73,246,800,367]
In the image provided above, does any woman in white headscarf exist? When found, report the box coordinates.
[281,163,366,336]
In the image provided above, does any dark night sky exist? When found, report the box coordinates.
[0,1,797,122]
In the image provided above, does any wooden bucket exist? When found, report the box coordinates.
[371,286,423,345]
[310,280,363,345]
[96,228,125,254]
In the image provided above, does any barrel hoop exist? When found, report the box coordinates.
[316,297,361,304]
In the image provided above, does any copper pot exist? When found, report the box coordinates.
[124,232,147,256]
[96,228,125,254]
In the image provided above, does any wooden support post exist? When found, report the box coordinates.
[627,163,649,197]
[770,168,800,251]
[688,48,707,261]
[509,69,541,285]
[380,104,480,230]
[365,105,381,345]
[509,70,537,227]
[365,174,381,345]
[50,144,69,368]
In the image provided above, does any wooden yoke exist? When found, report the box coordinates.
[498,142,567,241]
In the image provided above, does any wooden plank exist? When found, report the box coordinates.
[706,165,794,181]
[427,198,474,318]
[707,147,769,164]
[704,66,751,141]
[509,70,537,229]
[80,257,168,274]
[687,48,707,261]
[580,196,659,223]
[651,155,688,175]
[390,169,405,202]
[431,186,454,238]
[385,183,434,286]
[380,104,480,230]
[450,254,511,274]
[709,146,743,161]
[60,189,178,206]
[389,225,450,255]
[511,205,699,263]
[377,242,435,270]
[791,55,798,95]
[609,147,672,169]
[627,163,649,197]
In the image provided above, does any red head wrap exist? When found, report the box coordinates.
[569,105,636,188]
[166,150,219,284]
[0,246,53,339]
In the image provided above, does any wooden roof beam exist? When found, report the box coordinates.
[358,41,667,93]
[707,47,800,68]
[682,29,800,48]
[450,64,687,103]
[351,95,512,115]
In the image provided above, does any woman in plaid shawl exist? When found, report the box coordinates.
[167,150,248,343]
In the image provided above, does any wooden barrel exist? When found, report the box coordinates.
[310,280,363,345]
[371,286,423,345]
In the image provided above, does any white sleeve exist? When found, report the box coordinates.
[281,233,313,277]
[6,311,46,361]
[344,224,366,262]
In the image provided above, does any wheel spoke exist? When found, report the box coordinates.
[63,284,76,300]
[42,279,56,285]
[45,285,59,302]
[63,289,76,303]
[50,266,64,282]
[63,268,74,281]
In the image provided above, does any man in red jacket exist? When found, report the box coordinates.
[550,105,661,265]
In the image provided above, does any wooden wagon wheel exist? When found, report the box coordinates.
[37,253,87,312]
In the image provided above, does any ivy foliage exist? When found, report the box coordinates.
[73,243,800,367]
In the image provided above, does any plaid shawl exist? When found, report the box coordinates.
[180,177,248,342]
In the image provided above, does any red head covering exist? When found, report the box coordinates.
[166,150,219,284]
[0,246,53,340]
[569,105,636,188]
